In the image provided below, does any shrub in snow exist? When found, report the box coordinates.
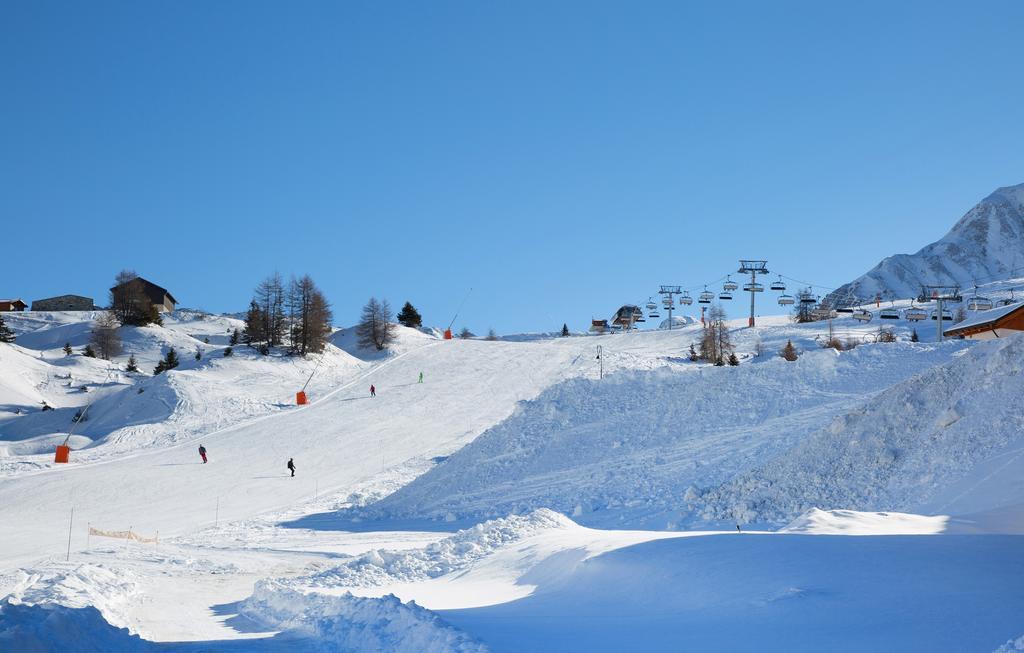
[780,340,798,361]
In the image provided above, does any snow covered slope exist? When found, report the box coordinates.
[827,182,1024,304]
[361,340,968,529]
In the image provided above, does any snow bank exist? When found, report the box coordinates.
[240,582,488,653]
[692,333,1024,525]
[0,563,145,651]
[780,508,949,535]
[363,342,962,528]
[302,509,573,589]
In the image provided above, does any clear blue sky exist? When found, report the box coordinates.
[3,1,1023,333]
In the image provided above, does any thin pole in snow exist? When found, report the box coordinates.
[87,522,91,549]
[215,497,220,528]
[66,506,74,561]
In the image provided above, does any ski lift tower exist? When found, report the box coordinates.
[658,285,682,329]
[738,260,769,327]
[920,284,962,342]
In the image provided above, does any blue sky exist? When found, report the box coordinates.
[3,1,1023,333]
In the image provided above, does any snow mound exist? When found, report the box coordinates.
[0,564,143,651]
[780,508,948,535]
[692,333,1024,525]
[240,583,488,653]
[304,509,574,588]
[363,342,963,528]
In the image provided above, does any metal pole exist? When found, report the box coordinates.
[66,506,74,561]
[215,497,219,528]
[936,298,944,342]
[749,271,756,327]
[597,345,603,380]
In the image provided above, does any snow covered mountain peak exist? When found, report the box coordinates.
[826,182,1024,304]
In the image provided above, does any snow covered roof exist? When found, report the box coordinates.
[943,301,1024,337]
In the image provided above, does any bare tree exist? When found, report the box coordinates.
[255,273,287,348]
[289,275,333,355]
[699,304,733,364]
[357,297,396,351]
[89,311,122,360]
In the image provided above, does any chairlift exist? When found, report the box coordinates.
[880,301,900,320]
[852,309,872,322]
[649,310,661,319]
[680,292,693,306]
[743,282,764,293]
[719,291,733,300]
[777,294,795,306]
[904,305,927,321]
[931,309,953,321]
[967,296,993,311]
[645,298,657,312]
[698,287,714,304]
[770,276,786,291]
[798,292,817,305]
[812,307,834,320]
[723,276,739,292]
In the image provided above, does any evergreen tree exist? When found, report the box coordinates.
[728,353,740,366]
[781,339,798,361]
[688,343,699,361]
[83,344,97,358]
[223,346,233,357]
[485,328,498,341]
[126,354,139,373]
[63,342,73,356]
[229,328,240,346]
[243,300,265,350]
[0,314,15,343]
[561,323,570,337]
[910,328,919,343]
[154,347,180,375]
[459,327,474,339]
[396,302,423,328]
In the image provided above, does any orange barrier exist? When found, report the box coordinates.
[444,329,452,340]
[54,445,70,464]
[296,391,308,405]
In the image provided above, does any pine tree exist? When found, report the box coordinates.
[243,300,266,351]
[396,302,423,328]
[229,328,240,346]
[83,344,97,358]
[154,347,180,375]
[0,315,15,343]
[688,343,699,361]
[126,354,139,373]
[459,327,474,339]
[910,328,919,343]
[781,339,798,361]
[485,328,498,341]
[728,353,740,366]
[223,346,233,357]
[561,323,570,337]
[63,342,73,356]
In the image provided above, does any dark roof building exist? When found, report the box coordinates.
[31,295,95,312]
[110,277,178,313]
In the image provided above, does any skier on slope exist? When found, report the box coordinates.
[418,371,423,384]
[198,445,208,464]
[370,384,376,397]
[287,458,296,477]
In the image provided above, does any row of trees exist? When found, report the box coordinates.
[243,273,334,355]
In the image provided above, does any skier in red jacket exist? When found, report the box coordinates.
[198,445,208,464]
[370,384,376,397]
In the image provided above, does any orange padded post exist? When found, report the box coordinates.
[54,445,70,464]
[296,391,308,405]
[444,329,452,340]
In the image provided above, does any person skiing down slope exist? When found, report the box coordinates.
[287,458,296,477]
[198,445,207,464]
[418,372,423,384]
[370,385,376,397]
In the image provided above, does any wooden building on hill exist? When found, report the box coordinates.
[0,299,27,312]
[943,302,1024,340]
[31,295,95,311]
[110,278,178,313]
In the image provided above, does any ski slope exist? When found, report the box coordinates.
[2,308,1024,651]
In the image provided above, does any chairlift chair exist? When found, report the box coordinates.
[777,294,795,306]
[799,292,817,305]
[931,309,953,321]
[967,297,993,311]
[880,303,900,320]
[904,306,927,321]
[680,292,694,306]
[723,276,739,292]
[852,309,873,322]
[719,291,733,300]
[770,277,786,291]
[743,282,764,293]
[698,287,714,304]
